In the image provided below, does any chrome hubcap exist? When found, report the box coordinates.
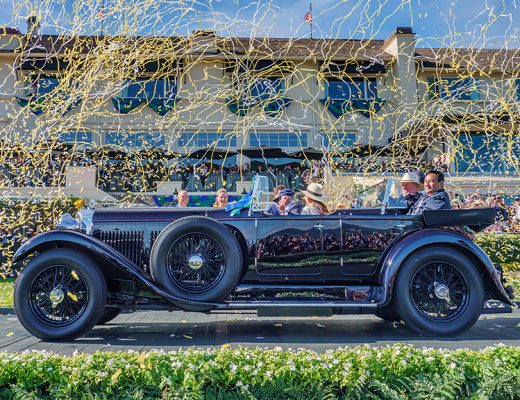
[49,287,65,307]
[434,282,450,302]
[188,254,203,270]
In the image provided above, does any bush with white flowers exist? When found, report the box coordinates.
[0,345,518,399]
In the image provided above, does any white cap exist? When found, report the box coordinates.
[401,172,422,186]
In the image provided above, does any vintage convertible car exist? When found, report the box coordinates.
[12,177,514,340]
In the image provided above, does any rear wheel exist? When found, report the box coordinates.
[97,307,121,325]
[394,246,484,337]
[376,304,400,322]
[14,249,107,341]
[150,216,242,311]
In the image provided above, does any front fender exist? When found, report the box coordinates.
[377,228,513,306]
[13,230,220,308]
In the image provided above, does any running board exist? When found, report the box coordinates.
[481,300,515,314]
[212,300,513,317]
[219,301,377,317]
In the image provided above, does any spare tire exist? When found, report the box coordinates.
[150,216,242,310]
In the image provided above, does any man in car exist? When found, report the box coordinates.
[176,189,190,207]
[273,188,303,215]
[400,172,423,211]
[268,185,285,215]
[409,170,451,214]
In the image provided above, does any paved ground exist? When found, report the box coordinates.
[0,309,518,354]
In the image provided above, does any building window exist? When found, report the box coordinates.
[122,78,177,99]
[438,77,480,101]
[25,74,60,97]
[454,132,519,175]
[238,77,284,101]
[58,131,93,144]
[322,132,356,148]
[106,132,165,147]
[178,133,236,148]
[250,132,307,148]
[326,78,377,100]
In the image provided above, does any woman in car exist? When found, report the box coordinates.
[301,182,329,215]
[213,188,229,208]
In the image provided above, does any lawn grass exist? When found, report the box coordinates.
[0,279,14,307]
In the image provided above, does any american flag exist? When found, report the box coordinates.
[304,10,312,23]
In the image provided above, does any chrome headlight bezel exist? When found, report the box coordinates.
[55,213,81,231]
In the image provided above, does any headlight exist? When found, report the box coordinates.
[56,207,94,234]
[56,213,81,231]
[77,208,94,234]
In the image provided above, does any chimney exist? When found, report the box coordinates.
[381,26,417,123]
[27,16,40,36]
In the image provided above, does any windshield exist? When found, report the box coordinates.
[250,175,272,212]
[355,178,408,209]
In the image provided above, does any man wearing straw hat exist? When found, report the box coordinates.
[301,182,330,215]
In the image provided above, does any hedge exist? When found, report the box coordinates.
[475,234,520,270]
[0,198,77,277]
[0,345,519,399]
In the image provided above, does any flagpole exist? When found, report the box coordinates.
[310,3,313,39]
[100,0,105,36]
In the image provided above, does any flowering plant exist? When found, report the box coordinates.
[68,196,85,210]
[0,345,518,398]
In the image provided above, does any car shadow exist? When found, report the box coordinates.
[62,312,520,350]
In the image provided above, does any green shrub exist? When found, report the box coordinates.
[476,234,520,270]
[0,198,76,277]
[0,345,518,399]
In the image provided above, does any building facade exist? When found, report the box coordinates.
[0,22,519,195]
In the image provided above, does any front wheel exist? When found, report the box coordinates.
[14,249,107,341]
[394,246,484,337]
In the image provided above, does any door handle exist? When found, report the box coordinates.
[313,224,324,229]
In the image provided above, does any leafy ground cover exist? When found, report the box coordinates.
[0,345,518,399]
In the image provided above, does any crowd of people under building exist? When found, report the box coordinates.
[0,150,518,231]
[0,151,449,193]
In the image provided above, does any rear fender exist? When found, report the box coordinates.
[377,228,513,306]
[13,230,220,308]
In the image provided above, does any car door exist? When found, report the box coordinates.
[339,213,406,277]
[255,215,323,276]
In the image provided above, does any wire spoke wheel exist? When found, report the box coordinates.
[410,262,469,322]
[29,265,89,327]
[166,233,226,292]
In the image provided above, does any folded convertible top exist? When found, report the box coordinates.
[422,208,496,232]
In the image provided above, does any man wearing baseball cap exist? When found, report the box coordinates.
[273,188,303,215]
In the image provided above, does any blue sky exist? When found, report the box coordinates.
[0,0,518,48]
